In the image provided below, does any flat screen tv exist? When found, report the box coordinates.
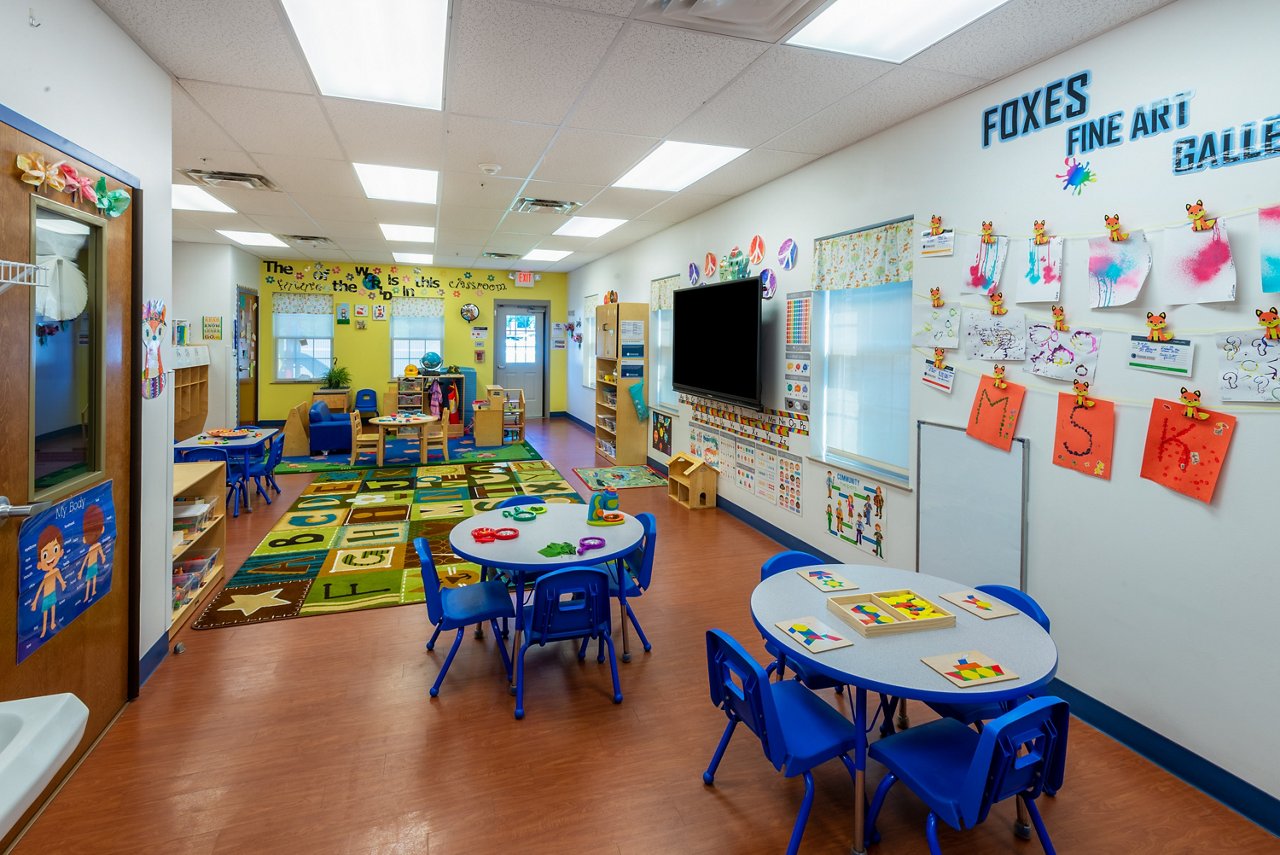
[672,275,762,410]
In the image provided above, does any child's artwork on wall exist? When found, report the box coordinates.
[966,374,1025,451]
[962,309,1027,361]
[1161,224,1236,305]
[775,616,854,653]
[1019,236,1063,303]
[651,411,672,455]
[354,304,369,317]
[1052,391,1115,480]
[1140,398,1236,503]
[965,234,1008,293]
[1024,323,1100,383]
[1216,330,1280,402]
[372,304,388,321]
[922,651,1018,688]
[1088,231,1151,308]
[1259,205,1280,293]
[824,469,886,560]
[336,303,350,325]
[912,304,960,348]
[17,481,116,663]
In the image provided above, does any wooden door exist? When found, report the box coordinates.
[236,290,258,425]
[0,118,135,849]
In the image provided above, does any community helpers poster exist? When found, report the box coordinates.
[824,469,886,560]
[17,481,117,663]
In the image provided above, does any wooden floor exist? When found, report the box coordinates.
[14,420,1277,854]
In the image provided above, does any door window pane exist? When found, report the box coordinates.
[504,314,537,364]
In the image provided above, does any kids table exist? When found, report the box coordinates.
[368,413,439,467]
[448,504,646,678]
[174,428,278,510]
[751,564,1058,855]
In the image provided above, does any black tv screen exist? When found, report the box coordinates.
[672,276,762,409]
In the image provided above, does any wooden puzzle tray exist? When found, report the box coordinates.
[827,589,956,637]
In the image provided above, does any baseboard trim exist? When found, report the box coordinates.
[555,411,595,434]
[138,632,168,686]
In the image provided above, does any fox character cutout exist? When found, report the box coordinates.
[1104,214,1128,242]
[992,365,1008,389]
[1072,380,1095,408]
[989,291,1007,316]
[1145,311,1173,342]
[1180,387,1210,420]
[929,214,944,236]
[932,348,947,370]
[1051,304,1069,332]
[980,220,996,245]
[929,287,944,308]
[1032,219,1050,246]
[1186,199,1217,232]
[1256,306,1280,341]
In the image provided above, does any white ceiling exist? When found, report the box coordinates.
[97,0,1173,273]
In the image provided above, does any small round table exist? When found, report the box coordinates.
[368,414,439,466]
[448,505,646,674]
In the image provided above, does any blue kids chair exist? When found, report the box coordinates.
[413,538,515,698]
[702,629,860,855]
[759,551,845,691]
[353,388,379,419]
[583,511,656,662]
[514,567,621,720]
[866,695,1069,855]
[245,435,282,506]
[178,447,249,518]
[483,496,548,638]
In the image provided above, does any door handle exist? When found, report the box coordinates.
[0,496,51,521]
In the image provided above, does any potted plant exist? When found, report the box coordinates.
[319,360,351,392]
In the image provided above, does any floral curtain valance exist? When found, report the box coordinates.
[650,274,682,310]
[391,296,443,318]
[812,218,914,290]
[272,293,333,314]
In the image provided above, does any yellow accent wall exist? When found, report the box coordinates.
[258,259,568,421]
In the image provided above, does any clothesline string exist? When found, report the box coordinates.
[917,202,1272,241]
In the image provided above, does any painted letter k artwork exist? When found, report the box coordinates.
[1140,399,1235,503]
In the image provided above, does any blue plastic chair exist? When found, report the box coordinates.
[702,629,860,855]
[262,433,285,495]
[485,496,548,637]
[514,567,620,720]
[605,511,656,654]
[413,537,515,697]
[177,448,250,518]
[759,551,846,692]
[866,696,1069,855]
[244,434,282,506]
[354,388,379,419]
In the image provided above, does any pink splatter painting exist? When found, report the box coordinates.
[1018,236,1063,303]
[1088,231,1151,308]
[1162,223,1236,305]
[966,235,1008,293]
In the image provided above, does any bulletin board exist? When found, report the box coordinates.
[916,421,1026,590]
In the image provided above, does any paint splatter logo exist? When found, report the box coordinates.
[1056,156,1097,196]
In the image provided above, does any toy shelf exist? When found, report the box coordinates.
[386,374,465,438]
[594,301,647,465]
[170,461,228,638]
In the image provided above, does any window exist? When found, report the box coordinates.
[273,293,333,381]
[503,313,537,363]
[581,295,597,388]
[391,297,444,376]
[652,307,676,408]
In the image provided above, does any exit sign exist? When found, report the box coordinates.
[515,270,535,286]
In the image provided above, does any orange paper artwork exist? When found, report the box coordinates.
[1140,398,1236,503]
[966,374,1025,451]
[1053,392,1115,480]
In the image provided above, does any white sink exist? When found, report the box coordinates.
[0,694,88,838]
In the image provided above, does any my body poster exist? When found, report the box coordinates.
[17,481,117,663]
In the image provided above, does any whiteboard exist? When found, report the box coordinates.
[916,421,1026,590]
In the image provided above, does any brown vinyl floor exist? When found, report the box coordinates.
[13,420,1278,854]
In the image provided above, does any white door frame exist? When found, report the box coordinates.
[493,300,550,418]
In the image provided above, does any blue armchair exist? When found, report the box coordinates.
[308,401,351,455]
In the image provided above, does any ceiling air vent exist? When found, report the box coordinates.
[636,0,829,42]
[180,169,279,192]
[284,235,337,248]
[482,251,521,260]
[510,197,581,216]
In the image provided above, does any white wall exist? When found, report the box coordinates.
[173,243,243,432]
[0,1,173,663]
[570,0,1279,797]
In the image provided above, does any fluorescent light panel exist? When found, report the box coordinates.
[380,223,436,242]
[393,252,435,264]
[613,141,747,192]
[354,163,438,204]
[553,216,626,238]
[787,0,1011,63]
[217,230,288,248]
[172,184,235,213]
[281,0,447,110]
[523,249,572,262]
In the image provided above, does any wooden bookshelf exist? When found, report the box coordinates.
[170,461,228,638]
[386,374,466,437]
[173,363,209,440]
[594,302,647,465]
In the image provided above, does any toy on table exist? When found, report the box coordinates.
[1257,307,1280,341]
[503,508,537,522]
[538,541,576,558]
[586,489,624,526]
[577,536,606,556]
[207,428,249,438]
[1186,199,1216,232]
[472,527,519,543]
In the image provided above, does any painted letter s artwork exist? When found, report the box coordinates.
[1161,223,1236,305]
[1052,392,1114,480]
[1139,399,1235,503]
[1088,231,1151,308]
[141,299,167,399]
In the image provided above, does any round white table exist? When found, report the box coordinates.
[752,563,1058,855]
[448,505,646,671]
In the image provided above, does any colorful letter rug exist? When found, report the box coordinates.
[572,465,667,490]
[193,460,581,630]
[274,437,542,475]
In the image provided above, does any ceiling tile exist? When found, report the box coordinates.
[671,46,893,148]
[536,0,636,16]
[518,179,605,208]
[438,227,498,246]
[331,239,396,254]
[96,0,315,93]
[291,193,376,221]
[635,192,731,224]
[763,66,987,156]
[567,22,768,137]
[443,116,557,178]
[366,200,441,223]
[323,98,446,168]
[200,187,306,217]
[496,213,568,237]
[246,214,325,235]
[172,82,240,154]
[440,173,523,209]
[172,210,260,231]
[483,234,540,253]
[448,0,624,124]
[182,81,344,159]
[440,207,504,232]
[308,220,387,241]
[333,245,392,263]
[532,129,658,186]
[291,248,353,262]
[574,187,671,219]
[683,148,817,196]
[250,154,365,195]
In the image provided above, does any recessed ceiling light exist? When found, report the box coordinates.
[172,184,235,213]
[786,0,1012,63]
[393,252,435,264]
[281,0,447,110]
[523,249,572,262]
[613,141,747,192]
[217,230,288,248]
[553,217,626,238]
[379,223,436,242]
[354,163,438,204]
